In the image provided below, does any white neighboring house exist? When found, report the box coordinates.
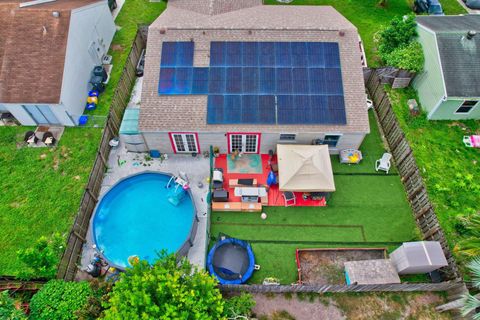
[0,0,115,126]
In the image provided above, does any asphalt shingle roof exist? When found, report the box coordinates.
[140,4,369,133]
[417,15,480,97]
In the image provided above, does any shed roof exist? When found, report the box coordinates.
[399,241,448,268]
[344,259,401,285]
[140,4,369,133]
[0,0,100,104]
[417,15,480,97]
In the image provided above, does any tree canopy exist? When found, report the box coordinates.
[102,254,225,320]
[378,14,424,72]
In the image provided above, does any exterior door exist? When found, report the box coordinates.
[228,133,260,153]
[170,133,200,153]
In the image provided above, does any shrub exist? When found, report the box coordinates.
[0,291,26,320]
[224,293,256,318]
[102,253,225,320]
[383,41,424,73]
[17,233,65,280]
[29,280,93,320]
[378,14,424,72]
[378,14,417,56]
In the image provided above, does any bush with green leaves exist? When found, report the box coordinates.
[102,253,225,319]
[383,41,424,73]
[461,257,480,319]
[224,293,256,319]
[29,280,93,320]
[17,233,65,279]
[0,291,26,320]
[378,14,424,72]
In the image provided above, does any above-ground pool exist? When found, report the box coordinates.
[92,172,197,269]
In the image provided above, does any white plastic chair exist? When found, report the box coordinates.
[375,153,392,174]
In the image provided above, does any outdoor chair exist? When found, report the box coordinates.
[375,152,392,174]
[24,131,38,144]
[282,191,296,207]
[42,131,56,146]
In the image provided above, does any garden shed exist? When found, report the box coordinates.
[390,241,448,275]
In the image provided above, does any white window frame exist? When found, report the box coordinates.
[455,100,478,115]
[228,133,260,154]
[170,133,199,154]
[323,134,342,148]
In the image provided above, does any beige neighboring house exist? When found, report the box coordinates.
[136,0,369,155]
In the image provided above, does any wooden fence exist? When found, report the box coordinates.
[221,281,464,294]
[365,70,460,280]
[56,30,146,281]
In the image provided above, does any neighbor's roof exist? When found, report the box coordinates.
[150,5,356,31]
[344,259,401,285]
[0,0,100,104]
[140,4,369,133]
[417,15,480,97]
[168,0,262,16]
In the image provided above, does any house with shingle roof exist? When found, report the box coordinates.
[136,0,369,155]
[414,15,480,120]
[0,0,115,126]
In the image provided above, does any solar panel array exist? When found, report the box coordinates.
[158,41,346,125]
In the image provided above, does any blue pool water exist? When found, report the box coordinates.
[92,173,195,269]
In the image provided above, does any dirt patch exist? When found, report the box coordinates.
[298,248,386,285]
[334,292,451,320]
[252,292,451,320]
[252,293,345,320]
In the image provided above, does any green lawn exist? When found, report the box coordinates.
[0,128,101,275]
[88,0,167,116]
[210,111,419,284]
[265,0,466,66]
[387,87,480,268]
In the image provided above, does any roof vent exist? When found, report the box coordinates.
[52,11,60,18]
[159,28,166,35]
[467,30,477,40]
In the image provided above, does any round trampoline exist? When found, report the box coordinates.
[91,172,197,270]
[207,238,255,285]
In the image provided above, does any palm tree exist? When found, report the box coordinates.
[455,214,480,258]
[461,257,480,319]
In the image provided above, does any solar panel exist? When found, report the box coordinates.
[226,68,243,93]
[160,41,346,125]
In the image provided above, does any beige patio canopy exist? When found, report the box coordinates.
[277,144,335,192]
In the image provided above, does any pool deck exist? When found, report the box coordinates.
[78,140,210,277]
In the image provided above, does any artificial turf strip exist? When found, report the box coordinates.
[210,175,419,283]
[331,110,394,174]
[264,0,466,67]
[0,128,102,275]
